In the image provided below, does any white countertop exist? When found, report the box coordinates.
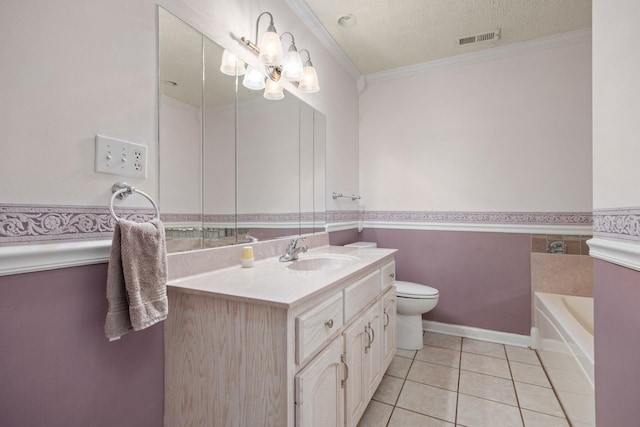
[167,245,397,308]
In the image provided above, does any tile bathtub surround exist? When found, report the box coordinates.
[531,234,591,255]
[358,332,571,427]
[531,252,594,297]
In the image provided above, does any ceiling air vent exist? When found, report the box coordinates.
[458,28,501,46]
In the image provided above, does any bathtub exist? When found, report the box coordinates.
[534,292,595,426]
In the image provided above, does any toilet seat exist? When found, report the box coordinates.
[395,280,439,299]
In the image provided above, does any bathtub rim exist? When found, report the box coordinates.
[534,291,594,386]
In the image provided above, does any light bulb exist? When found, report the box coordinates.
[220,50,246,76]
[281,48,304,81]
[243,65,265,90]
[263,79,284,100]
[298,65,319,93]
[258,28,283,66]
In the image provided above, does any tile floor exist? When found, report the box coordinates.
[358,332,571,427]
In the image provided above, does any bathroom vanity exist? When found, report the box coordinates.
[164,245,397,427]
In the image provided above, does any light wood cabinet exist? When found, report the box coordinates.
[165,256,396,427]
[295,335,345,427]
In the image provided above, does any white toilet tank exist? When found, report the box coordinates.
[344,242,377,248]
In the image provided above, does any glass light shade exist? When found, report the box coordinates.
[258,31,283,66]
[298,65,320,93]
[263,79,284,100]
[220,50,246,76]
[281,49,304,81]
[242,65,265,90]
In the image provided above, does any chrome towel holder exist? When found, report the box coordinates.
[332,192,361,201]
[109,182,160,222]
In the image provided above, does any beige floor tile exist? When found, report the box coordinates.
[458,370,518,406]
[396,380,457,423]
[462,338,506,359]
[407,360,459,391]
[556,389,596,425]
[415,344,461,368]
[521,409,570,427]
[386,355,413,379]
[545,366,594,395]
[372,375,404,405]
[387,407,454,427]
[423,331,462,351]
[506,345,540,366]
[456,394,523,427]
[396,348,417,359]
[357,400,393,427]
[510,361,551,387]
[515,381,564,418]
[538,350,579,372]
[461,352,512,379]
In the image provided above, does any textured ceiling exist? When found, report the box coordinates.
[303,0,592,75]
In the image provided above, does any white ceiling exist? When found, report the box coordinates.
[300,0,592,75]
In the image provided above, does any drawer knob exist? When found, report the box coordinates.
[390,273,395,279]
[325,319,334,328]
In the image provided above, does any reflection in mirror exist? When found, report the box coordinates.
[159,9,206,253]
[158,7,326,254]
[236,89,301,241]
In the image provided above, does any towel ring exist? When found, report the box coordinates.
[109,182,160,223]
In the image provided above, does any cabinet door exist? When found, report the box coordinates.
[382,287,397,370]
[343,315,368,427]
[295,335,345,427]
[364,301,384,399]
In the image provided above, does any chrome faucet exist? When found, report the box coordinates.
[279,238,308,262]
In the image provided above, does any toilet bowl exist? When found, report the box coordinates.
[395,281,439,350]
[343,242,440,351]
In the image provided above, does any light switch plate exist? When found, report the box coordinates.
[95,135,147,178]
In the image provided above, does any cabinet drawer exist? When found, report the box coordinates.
[296,291,344,365]
[380,261,396,292]
[344,270,380,323]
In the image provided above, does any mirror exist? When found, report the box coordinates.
[158,8,326,253]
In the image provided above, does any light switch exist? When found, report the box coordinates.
[95,135,147,178]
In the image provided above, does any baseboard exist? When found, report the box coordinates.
[423,320,535,349]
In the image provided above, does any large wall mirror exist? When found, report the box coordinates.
[158,8,326,253]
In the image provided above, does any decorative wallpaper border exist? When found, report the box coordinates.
[362,211,593,225]
[593,207,640,242]
[162,212,325,224]
[0,204,155,246]
[1,204,594,246]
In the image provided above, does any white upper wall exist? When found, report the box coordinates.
[593,0,640,210]
[0,0,359,209]
[359,37,592,212]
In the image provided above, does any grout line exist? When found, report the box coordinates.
[535,350,574,427]
[454,339,463,425]
[504,344,527,427]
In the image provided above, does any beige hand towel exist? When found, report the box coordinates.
[104,218,168,339]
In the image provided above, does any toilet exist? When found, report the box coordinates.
[395,280,439,350]
[344,242,440,351]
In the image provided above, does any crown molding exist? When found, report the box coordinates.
[588,237,640,272]
[365,28,592,84]
[285,0,361,81]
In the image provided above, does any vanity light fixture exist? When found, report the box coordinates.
[298,49,320,93]
[220,49,246,76]
[239,11,320,94]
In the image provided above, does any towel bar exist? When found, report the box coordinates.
[332,192,361,201]
[109,182,160,222]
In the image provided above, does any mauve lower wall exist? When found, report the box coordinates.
[328,229,360,246]
[594,259,640,426]
[0,264,164,427]
[361,228,532,335]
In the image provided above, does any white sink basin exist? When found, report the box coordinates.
[287,255,359,271]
